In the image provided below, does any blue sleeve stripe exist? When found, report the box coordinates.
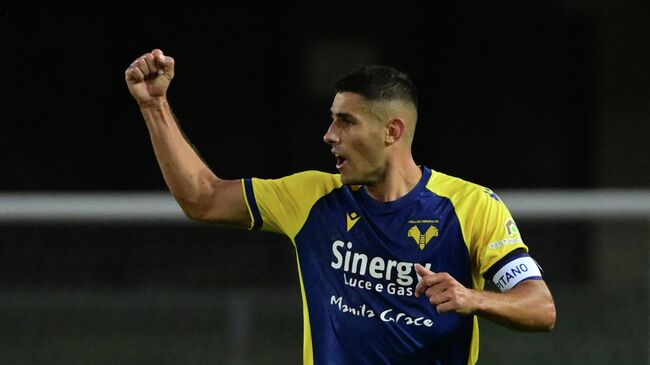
[244,178,262,230]
[518,276,544,284]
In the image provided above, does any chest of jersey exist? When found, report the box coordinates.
[294,186,473,365]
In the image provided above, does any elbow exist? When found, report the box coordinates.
[182,202,221,223]
[515,294,556,332]
[172,194,216,223]
[539,287,557,331]
[530,300,556,332]
[527,280,557,332]
[181,205,210,222]
[541,301,557,332]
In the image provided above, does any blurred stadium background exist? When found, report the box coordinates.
[2,1,649,364]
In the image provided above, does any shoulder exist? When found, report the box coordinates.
[425,169,497,205]
[285,170,342,184]
[261,170,342,190]
[251,170,344,199]
[246,170,344,234]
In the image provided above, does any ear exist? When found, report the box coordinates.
[385,118,406,146]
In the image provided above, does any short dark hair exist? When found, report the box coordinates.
[334,65,418,109]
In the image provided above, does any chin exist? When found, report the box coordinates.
[339,173,365,186]
[339,173,355,185]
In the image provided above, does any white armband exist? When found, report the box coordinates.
[492,256,542,292]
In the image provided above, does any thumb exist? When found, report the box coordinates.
[152,49,174,77]
[415,263,434,278]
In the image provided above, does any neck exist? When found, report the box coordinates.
[365,156,422,202]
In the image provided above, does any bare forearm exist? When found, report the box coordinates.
[472,280,556,332]
[125,49,249,226]
[139,98,219,217]
[415,266,556,332]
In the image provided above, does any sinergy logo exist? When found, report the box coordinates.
[330,240,431,287]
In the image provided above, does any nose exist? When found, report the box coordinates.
[323,123,340,145]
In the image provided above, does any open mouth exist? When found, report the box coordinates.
[336,156,347,169]
[333,151,347,170]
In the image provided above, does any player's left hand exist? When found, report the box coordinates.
[414,264,476,315]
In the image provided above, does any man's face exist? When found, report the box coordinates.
[324,92,387,185]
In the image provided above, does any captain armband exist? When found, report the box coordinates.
[491,254,543,292]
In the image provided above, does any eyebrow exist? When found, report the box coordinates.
[330,111,357,121]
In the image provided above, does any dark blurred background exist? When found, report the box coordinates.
[3,1,649,190]
[1,1,649,364]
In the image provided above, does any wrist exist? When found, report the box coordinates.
[467,289,486,315]
[139,97,176,130]
[138,97,169,110]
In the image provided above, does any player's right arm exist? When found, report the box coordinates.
[125,49,250,227]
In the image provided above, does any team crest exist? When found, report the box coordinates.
[407,219,440,250]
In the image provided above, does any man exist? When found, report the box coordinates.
[125,48,556,365]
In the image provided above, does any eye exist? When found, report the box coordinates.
[330,113,355,126]
[340,117,354,125]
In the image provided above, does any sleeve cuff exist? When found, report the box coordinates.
[243,178,262,230]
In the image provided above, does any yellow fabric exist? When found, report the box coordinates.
[243,171,342,365]
[248,171,343,239]
[294,246,314,364]
[425,169,528,365]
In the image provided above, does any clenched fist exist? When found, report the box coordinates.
[125,48,175,106]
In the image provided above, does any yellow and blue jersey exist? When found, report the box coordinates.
[243,166,536,365]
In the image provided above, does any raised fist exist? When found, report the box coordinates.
[125,49,175,106]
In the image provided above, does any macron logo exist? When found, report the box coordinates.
[347,212,361,231]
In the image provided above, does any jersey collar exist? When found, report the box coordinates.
[356,166,432,212]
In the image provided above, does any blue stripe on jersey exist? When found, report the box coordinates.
[244,178,262,230]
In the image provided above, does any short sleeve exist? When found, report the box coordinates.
[242,171,343,239]
[468,188,529,278]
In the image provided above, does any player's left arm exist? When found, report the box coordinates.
[414,264,556,331]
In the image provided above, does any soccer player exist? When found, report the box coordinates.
[125,48,556,365]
